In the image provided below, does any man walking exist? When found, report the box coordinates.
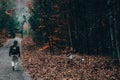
[9,40,20,70]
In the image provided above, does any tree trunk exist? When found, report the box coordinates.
[113,0,120,60]
[108,0,119,61]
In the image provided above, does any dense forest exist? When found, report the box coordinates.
[0,0,120,59]
[0,0,19,31]
[0,0,18,46]
[28,0,120,59]
[0,0,120,80]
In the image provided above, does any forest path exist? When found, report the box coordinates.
[0,37,31,80]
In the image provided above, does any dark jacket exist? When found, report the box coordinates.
[9,45,20,57]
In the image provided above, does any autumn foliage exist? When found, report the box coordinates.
[0,29,7,47]
[21,37,120,80]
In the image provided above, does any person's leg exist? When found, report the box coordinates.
[11,61,15,70]
[11,55,15,70]
[11,61,14,66]
[14,55,19,70]
[14,62,17,70]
